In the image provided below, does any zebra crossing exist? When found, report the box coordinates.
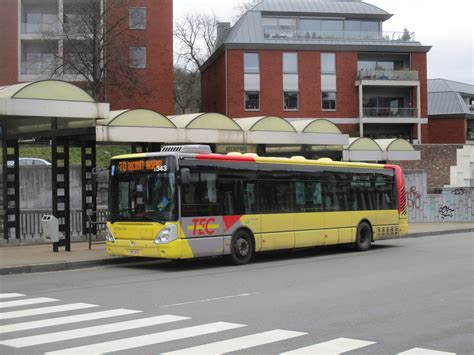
[0,292,456,354]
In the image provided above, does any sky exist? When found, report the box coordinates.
[173,0,474,84]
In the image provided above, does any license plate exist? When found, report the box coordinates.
[129,250,140,256]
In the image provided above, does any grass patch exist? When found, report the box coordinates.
[1,145,133,167]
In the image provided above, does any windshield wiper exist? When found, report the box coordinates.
[142,215,166,224]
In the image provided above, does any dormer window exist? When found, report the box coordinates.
[263,16,382,41]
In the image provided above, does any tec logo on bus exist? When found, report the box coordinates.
[189,218,219,236]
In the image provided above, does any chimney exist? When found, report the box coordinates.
[215,22,231,49]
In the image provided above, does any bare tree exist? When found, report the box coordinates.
[41,0,148,101]
[232,0,261,22]
[173,67,201,114]
[173,3,259,113]
[174,12,218,70]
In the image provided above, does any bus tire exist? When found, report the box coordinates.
[228,229,254,265]
[354,222,372,251]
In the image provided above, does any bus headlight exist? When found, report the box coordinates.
[154,225,178,245]
[105,225,115,243]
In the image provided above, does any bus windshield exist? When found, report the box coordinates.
[109,157,177,223]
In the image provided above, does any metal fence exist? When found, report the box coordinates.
[19,209,109,240]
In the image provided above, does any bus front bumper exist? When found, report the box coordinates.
[106,239,188,259]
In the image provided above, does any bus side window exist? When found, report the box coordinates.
[295,182,305,212]
[258,180,292,213]
[298,181,322,212]
[218,179,236,215]
[322,178,335,211]
[242,181,257,214]
[375,174,395,210]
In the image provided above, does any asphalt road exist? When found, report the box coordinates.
[0,232,472,355]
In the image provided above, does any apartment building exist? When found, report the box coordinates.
[0,0,174,114]
[201,0,431,142]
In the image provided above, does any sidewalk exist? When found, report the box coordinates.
[1,223,473,275]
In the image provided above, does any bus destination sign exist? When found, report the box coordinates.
[116,159,167,173]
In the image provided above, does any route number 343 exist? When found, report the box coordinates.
[154,165,168,172]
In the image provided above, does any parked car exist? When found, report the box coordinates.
[6,158,52,167]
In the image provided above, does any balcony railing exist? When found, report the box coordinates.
[358,69,419,81]
[263,29,416,42]
[363,107,417,118]
[21,21,59,34]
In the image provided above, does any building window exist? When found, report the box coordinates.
[322,92,336,110]
[245,91,260,110]
[321,53,336,73]
[244,53,260,110]
[64,40,92,74]
[24,12,57,33]
[284,92,298,110]
[129,47,146,68]
[129,7,146,29]
[244,52,259,73]
[283,53,299,110]
[283,53,298,74]
[262,17,297,39]
[321,53,336,111]
[21,41,57,75]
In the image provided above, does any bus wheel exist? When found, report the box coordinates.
[228,230,254,265]
[354,222,372,251]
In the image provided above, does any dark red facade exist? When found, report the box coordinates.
[202,48,429,140]
[0,0,18,86]
[428,117,467,144]
[106,0,174,114]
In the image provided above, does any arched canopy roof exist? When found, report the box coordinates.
[0,80,95,102]
[343,137,419,161]
[375,138,420,161]
[235,116,296,132]
[343,137,383,162]
[375,138,416,151]
[291,119,341,134]
[345,137,382,151]
[170,113,241,130]
[0,81,108,138]
[98,109,175,128]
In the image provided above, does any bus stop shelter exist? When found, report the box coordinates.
[0,80,108,246]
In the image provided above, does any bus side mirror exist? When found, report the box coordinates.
[180,168,191,184]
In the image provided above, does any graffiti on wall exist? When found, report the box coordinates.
[452,188,465,196]
[438,205,455,219]
[407,186,422,210]
[404,172,473,223]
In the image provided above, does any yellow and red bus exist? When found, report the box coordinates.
[106,145,407,265]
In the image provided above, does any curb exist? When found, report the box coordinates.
[407,228,474,238]
[1,228,473,275]
[0,256,143,276]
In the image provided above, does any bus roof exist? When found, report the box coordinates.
[111,151,388,170]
